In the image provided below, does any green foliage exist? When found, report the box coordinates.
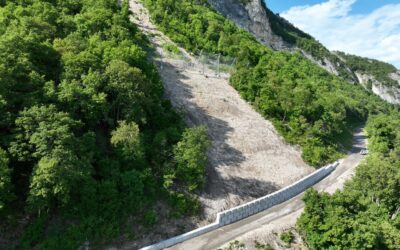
[143,0,259,58]
[27,149,92,212]
[298,112,400,249]
[0,148,12,212]
[1,0,396,248]
[173,126,210,192]
[280,231,294,247]
[263,6,356,81]
[168,192,200,217]
[10,105,80,161]
[232,52,370,165]
[221,240,246,250]
[111,121,141,160]
[162,43,180,55]
[254,240,273,250]
[141,1,400,248]
[119,169,146,210]
[19,214,49,250]
[143,209,158,226]
[0,0,209,247]
[365,113,400,155]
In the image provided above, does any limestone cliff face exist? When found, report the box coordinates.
[390,72,400,83]
[302,51,340,76]
[208,0,348,76]
[355,71,400,105]
[208,0,288,50]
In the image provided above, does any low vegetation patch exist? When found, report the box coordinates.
[254,240,274,250]
[280,231,294,248]
[162,42,182,58]
[218,240,246,250]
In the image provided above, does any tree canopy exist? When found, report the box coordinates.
[0,0,209,248]
[298,112,400,249]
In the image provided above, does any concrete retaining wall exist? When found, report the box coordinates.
[140,162,339,250]
[217,162,338,225]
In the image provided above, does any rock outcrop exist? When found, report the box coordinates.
[355,72,400,105]
[372,84,400,105]
[208,0,289,50]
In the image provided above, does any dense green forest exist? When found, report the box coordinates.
[298,113,400,249]
[0,0,209,248]
[142,0,389,166]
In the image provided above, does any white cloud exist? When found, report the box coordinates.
[281,0,400,69]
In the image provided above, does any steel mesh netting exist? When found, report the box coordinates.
[158,46,236,79]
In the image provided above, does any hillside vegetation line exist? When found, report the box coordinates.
[143,0,390,166]
[142,0,400,248]
[127,0,312,241]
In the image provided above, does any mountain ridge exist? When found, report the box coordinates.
[208,0,400,104]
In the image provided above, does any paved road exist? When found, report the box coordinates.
[168,128,367,250]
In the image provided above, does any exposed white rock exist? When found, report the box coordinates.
[372,84,400,105]
[355,72,376,87]
[389,71,400,84]
[208,0,289,50]
[356,72,400,105]
[301,50,339,76]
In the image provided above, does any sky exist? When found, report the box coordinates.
[267,0,400,68]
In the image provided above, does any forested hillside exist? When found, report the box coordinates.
[298,113,400,249]
[142,0,400,248]
[0,0,209,248]
[1,0,399,249]
[142,0,389,166]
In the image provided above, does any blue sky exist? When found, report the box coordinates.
[268,0,397,15]
[266,0,400,68]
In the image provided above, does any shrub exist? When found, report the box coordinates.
[173,126,210,192]
[168,192,200,217]
[280,231,294,248]
[254,240,274,250]
[143,209,158,226]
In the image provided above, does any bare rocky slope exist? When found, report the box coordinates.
[356,71,400,105]
[122,1,312,248]
[208,0,400,105]
[129,0,313,212]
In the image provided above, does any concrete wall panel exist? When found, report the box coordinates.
[140,162,339,250]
